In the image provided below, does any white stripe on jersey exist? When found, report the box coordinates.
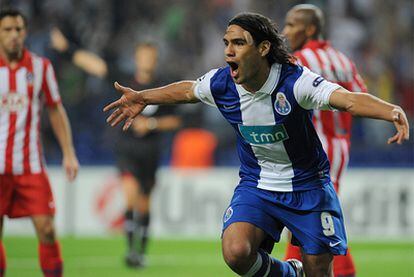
[316,49,336,81]
[325,47,349,82]
[46,63,60,102]
[340,138,349,176]
[30,55,44,173]
[236,86,295,191]
[330,138,342,183]
[0,68,9,174]
[336,51,353,83]
[301,49,322,74]
[12,68,28,174]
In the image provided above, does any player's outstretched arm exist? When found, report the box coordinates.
[329,88,410,144]
[104,81,198,131]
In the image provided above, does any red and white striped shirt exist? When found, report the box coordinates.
[0,49,61,175]
[295,40,367,190]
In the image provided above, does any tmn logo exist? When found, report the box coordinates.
[238,124,289,145]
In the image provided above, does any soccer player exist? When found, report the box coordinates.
[51,33,182,267]
[103,13,409,277]
[0,9,79,277]
[282,4,365,276]
[114,43,181,267]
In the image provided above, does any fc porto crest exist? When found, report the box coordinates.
[274,92,291,115]
[223,206,233,223]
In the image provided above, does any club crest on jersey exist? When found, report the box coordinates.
[223,207,233,223]
[26,72,34,85]
[274,92,291,115]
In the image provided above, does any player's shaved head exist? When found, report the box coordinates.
[289,4,324,38]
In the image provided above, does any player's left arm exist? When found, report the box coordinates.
[47,103,79,181]
[329,88,410,144]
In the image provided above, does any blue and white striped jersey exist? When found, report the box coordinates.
[194,63,341,192]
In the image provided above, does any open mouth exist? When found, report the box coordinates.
[227,61,239,78]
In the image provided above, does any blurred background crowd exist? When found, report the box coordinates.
[1,0,413,167]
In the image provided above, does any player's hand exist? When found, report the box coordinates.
[63,153,79,182]
[103,82,147,131]
[50,27,69,52]
[387,107,410,144]
[131,116,152,136]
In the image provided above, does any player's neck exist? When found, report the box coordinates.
[0,50,23,69]
[135,71,154,85]
[242,63,270,93]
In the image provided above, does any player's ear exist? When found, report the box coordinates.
[259,40,271,57]
[305,25,317,38]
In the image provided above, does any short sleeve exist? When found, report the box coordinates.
[42,60,61,106]
[294,66,341,110]
[193,69,219,107]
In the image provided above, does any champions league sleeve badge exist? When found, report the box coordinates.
[274,92,291,115]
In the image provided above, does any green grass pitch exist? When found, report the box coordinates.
[3,237,414,276]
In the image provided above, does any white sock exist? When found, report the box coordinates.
[243,252,263,277]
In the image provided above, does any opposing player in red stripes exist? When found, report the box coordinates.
[0,9,78,277]
[282,4,366,277]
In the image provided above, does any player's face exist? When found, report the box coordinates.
[282,11,307,51]
[135,46,158,75]
[223,25,268,85]
[0,16,26,59]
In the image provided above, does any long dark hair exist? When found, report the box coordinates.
[228,12,293,65]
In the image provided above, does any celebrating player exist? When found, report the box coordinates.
[282,4,367,276]
[0,9,78,277]
[104,12,409,277]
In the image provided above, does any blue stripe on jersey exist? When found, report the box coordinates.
[272,64,330,189]
[210,67,261,186]
[208,64,331,191]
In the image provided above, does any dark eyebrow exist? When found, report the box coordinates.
[232,38,246,44]
[223,38,247,44]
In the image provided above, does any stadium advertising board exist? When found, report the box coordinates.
[5,167,414,240]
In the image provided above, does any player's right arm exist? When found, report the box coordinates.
[104,81,199,131]
[104,68,219,131]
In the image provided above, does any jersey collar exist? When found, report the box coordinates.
[0,48,30,69]
[236,63,282,95]
[302,40,330,50]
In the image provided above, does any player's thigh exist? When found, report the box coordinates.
[302,252,334,277]
[222,221,267,258]
[31,215,56,242]
[282,185,348,256]
[221,188,283,257]
[10,173,55,218]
